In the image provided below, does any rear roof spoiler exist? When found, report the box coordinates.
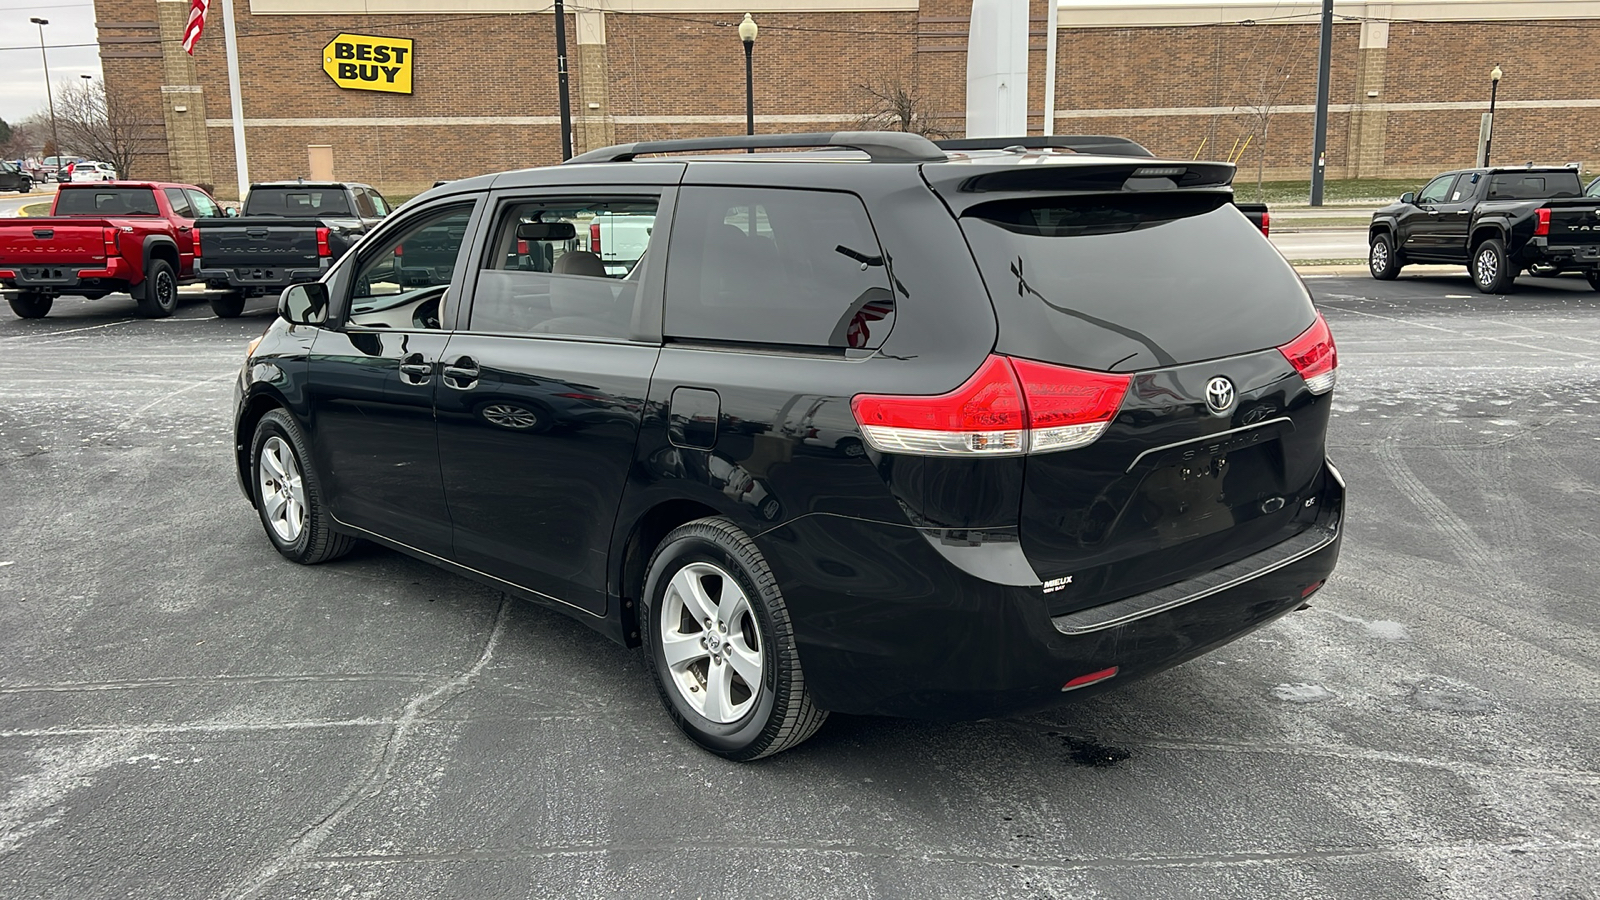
[936,136,1155,158]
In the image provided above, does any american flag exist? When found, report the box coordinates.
[180,0,209,55]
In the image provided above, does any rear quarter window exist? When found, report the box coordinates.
[664,186,896,350]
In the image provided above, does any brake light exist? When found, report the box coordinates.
[850,355,1130,456]
[1259,210,1270,237]
[1534,207,1551,237]
[516,239,529,256]
[1278,311,1337,394]
[316,227,332,257]
[590,223,601,255]
[102,226,120,258]
[192,229,201,258]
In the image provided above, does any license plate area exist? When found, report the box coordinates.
[19,267,74,283]
[1131,440,1288,543]
[236,269,281,281]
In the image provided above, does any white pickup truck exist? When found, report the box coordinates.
[583,212,653,275]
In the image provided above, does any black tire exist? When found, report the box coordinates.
[1587,270,1600,292]
[250,409,357,564]
[18,178,31,193]
[640,516,826,760]
[1471,238,1516,294]
[1368,232,1403,280]
[210,291,247,318]
[8,291,52,319]
[135,259,179,318]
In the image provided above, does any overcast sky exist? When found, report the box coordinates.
[2,1,102,130]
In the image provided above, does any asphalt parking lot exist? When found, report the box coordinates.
[2,275,1598,899]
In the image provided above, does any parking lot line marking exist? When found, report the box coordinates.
[4,319,137,341]
[132,371,235,417]
[1321,303,1600,363]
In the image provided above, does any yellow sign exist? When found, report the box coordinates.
[323,34,414,94]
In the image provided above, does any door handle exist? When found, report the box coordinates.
[178,225,192,232]
[442,356,480,390]
[1455,209,1470,215]
[1427,209,1439,216]
[398,354,433,385]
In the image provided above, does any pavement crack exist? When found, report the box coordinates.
[226,597,510,900]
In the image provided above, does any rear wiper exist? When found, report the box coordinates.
[834,244,883,267]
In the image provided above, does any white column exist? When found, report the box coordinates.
[220,0,249,199]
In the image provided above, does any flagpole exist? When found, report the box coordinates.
[219,0,249,200]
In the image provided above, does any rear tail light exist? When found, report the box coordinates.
[1533,208,1551,237]
[192,229,201,258]
[1278,311,1337,394]
[850,355,1130,456]
[516,239,529,256]
[316,227,332,257]
[1259,210,1270,237]
[102,226,120,258]
[590,223,601,255]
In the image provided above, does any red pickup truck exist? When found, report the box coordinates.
[0,181,223,319]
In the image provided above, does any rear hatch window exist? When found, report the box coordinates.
[958,192,1310,372]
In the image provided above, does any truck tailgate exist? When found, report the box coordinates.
[198,219,325,269]
[0,219,111,266]
[1545,199,1600,247]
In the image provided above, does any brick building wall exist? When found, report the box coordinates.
[94,0,1600,199]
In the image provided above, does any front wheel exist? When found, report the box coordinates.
[8,291,52,319]
[135,259,179,317]
[1472,239,1516,294]
[641,517,827,760]
[250,409,357,564]
[1368,233,1403,280]
[210,291,247,318]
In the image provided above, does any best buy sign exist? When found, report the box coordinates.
[323,34,414,94]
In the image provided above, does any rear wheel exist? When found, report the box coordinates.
[8,291,52,319]
[135,260,179,317]
[250,409,357,564]
[1368,233,1402,280]
[1471,238,1515,294]
[641,517,826,760]
[210,291,247,318]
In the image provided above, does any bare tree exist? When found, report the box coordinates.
[1236,26,1312,198]
[857,78,952,139]
[1,114,46,160]
[54,78,152,179]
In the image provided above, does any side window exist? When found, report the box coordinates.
[187,190,221,218]
[1446,174,1475,203]
[368,190,391,216]
[664,187,895,350]
[164,188,194,218]
[353,189,377,218]
[468,197,658,339]
[346,204,474,329]
[1417,176,1454,205]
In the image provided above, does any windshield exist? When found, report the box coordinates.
[54,187,159,216]
[245,187,353,217]
[1487,171,1583,199]
[960,192,1312,371]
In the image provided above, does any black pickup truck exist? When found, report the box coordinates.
[196,182,390,316]
[1369,166,1600,293]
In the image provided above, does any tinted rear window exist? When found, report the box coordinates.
[1487,172,1582,199]
[245,188,353,216]
[959,193,1312,371]
[55,187,159,216]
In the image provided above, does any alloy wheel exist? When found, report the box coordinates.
[1476,247,1499,288]
[659,561,764,724]
[258,435,307,543]
[1370,240,1388,275]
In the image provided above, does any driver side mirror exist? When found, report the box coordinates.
[1400,192,1416,204]
[278,282,328,326]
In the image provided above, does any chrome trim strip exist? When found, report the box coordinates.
[329,514,604,619]
[1123,417,1294,473]
[1051,515,1339,637]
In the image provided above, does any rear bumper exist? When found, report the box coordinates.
[198,264,326,292]
[761,460,1345,720]
[1,260,133,292]
[1519,238,1600,268]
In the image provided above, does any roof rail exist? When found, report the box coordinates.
[564,131,947,165]
[935,136,1155,158]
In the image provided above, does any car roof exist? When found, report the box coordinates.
[250,181,371,189]
[58,181,207,190]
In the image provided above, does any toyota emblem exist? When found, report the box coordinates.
[1205,377,1236,415]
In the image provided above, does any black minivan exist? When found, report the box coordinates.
[235,133,1343,759]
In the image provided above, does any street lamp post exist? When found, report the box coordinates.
[739,14,758,142]
[30,18,62,181]
[1484,65,1503,168]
